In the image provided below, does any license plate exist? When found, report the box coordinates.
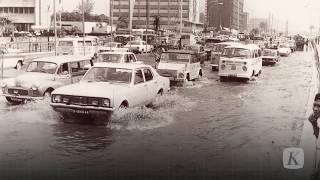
[231,65,236,70]
[73,109,89,114]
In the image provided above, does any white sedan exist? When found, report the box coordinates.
[278,44,291,57]
[50,63,170,124]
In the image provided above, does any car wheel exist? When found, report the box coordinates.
[43,89,53,99]
[16,61,23,71]
[119,101,128,109]
[197,70,203,81]
[186,73,191,81]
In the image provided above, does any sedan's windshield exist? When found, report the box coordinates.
[82,67,132,83]
[26,61,57,74]
[97,54,123,63]
[160,53,190,63]
[221,48,250,59]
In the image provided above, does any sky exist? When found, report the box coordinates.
[60,0,320,33]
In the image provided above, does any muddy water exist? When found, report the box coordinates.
[0,50,315,179]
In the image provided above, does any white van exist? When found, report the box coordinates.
[218,44,262,81]
[57,37,98,56]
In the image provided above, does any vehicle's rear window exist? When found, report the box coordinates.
[58,41,73,46]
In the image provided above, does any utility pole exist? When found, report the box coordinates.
[82,0,85,56]
[53,0,57,56]
[180,0,182,35]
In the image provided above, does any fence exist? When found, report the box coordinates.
[3,41,56,53]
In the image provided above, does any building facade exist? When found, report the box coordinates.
[0,0,51,32]
[112,0,202,32]
[207,0,247,31]
[247,18,268,32]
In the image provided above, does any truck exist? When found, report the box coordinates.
[294,35,305,51]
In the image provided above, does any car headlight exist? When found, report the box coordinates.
[91,100,99,106]
[52,95,61,103]
[31,85,38,91]
[102,98,110,107]
[62,97,69,103]
[1,82,7,88]
[242,66,248,72]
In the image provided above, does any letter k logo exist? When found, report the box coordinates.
[283,148,304,169]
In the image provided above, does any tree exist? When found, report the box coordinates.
[76,0,95,20]
[117,16,129,29]
[152,15,160,37]
[250,28,260,35]
[60,11,109,22]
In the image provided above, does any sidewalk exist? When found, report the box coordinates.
[299,43,320,178]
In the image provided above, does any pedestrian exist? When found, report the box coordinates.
[309,93,320,138]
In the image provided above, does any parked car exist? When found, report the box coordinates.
[262,49,280,65]
[124,40,153,54]
[90,52,141,66]
[50,63,170,124]
[184,44,207,64]
[1,55,93,104]
[278,44,291,56]
[157,50,202,83]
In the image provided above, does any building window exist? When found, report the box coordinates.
[19,7,23,14]
[14,7,18,13]
[4,7,8,13]
[0,8,3,13]
[29,7,34,14]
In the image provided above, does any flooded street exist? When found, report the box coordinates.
[0,50,315,179]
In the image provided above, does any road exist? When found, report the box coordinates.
[0,49,316,179]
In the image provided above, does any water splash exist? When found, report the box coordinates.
[0,98,61,125]
[109,92,196,130]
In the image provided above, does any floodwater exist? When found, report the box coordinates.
[0,50,316,179]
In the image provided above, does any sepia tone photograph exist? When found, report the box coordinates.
[0,0,320,179]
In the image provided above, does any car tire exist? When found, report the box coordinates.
[44,89,54,99]
[197,70,203,81]
[186,73,191,81]
[16,61,23,71]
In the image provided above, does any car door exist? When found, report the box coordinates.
[143,68,158,101]
[56,63,72,85]
[130,69,147,106]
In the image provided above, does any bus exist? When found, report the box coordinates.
[57,37,98,56]
[218,44,262,81]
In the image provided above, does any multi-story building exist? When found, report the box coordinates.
[247,18,268,32]
[0,0,51,31]
[207,0,247,31]
[112,0,202,32]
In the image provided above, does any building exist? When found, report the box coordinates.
[112,0,202,32]
[207,0,247,32]
[0,0,51,32]
[247,18,268,32]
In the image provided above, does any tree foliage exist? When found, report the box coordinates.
[60,11,109,22]
[117,16,129,29]
[259,22,267,32]
[76,0,95,17]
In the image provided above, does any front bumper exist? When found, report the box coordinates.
[50,103,116,115]
[2,94,44,100]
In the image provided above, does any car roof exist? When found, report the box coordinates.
[163,50,196,54]
[225,44,260,50]
[217,42,241,45]
[58,37,96,41]
[32,55,92,64]
[93,63,151,69]
[99,51,134,55]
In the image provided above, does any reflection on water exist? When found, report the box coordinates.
[50,124,113,157]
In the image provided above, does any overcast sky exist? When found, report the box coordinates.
[60,0,320,33]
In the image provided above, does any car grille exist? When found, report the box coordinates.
[262,58,274,62]
[8,88,29,96]
[61,96,103,107]
[158,69,177,78]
